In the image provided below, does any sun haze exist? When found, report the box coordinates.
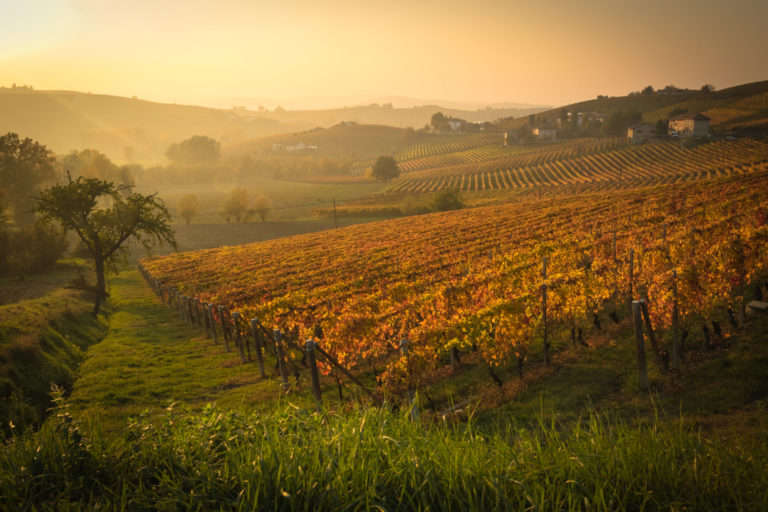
[1,0,767,107]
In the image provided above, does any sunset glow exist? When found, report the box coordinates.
[1,0,766,108]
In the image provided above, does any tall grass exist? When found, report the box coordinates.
[2,394,766,510]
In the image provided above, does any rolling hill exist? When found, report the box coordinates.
[0,88,306,164]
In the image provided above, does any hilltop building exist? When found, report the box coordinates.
[446,119,465,132]
[668,112,710,137]
[627,122,655,144]
[533,125,557,141]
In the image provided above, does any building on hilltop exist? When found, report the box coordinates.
[446,118,465,132]
[533,125,558,142]
[668,112,710,137]
[627,122,655,144]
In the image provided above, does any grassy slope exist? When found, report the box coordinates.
[2,269,767,509]
[0,261,107,432]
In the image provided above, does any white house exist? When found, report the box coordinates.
[533,126,557,141]
[627,122,655,144]
[668,112,710,137]
[447,119,464,132]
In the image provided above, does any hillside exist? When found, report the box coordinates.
[516,80,768,133]
[141,170,768,395]
[0,88,546,166]
[3,172,768,509]
[254,103,545,130]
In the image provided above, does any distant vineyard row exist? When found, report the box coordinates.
[350,133,504,173]
[390,139,768,193]
[142,171,768,391]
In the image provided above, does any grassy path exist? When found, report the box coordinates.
[69,270,285,431]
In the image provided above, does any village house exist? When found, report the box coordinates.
[627,122,655,144]
[668,112,710,137]
[446,119,465,132]
[533,125,558,142]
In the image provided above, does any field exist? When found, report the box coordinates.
[140,170,768,399]
[389,138,768,194]
[4,171,768,509]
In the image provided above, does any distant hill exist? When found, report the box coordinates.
[255,103,544,130]
[0,88,306,164]
[0,88,546,165]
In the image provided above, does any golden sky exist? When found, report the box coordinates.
[1,0,767,109]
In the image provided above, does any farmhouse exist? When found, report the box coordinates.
[446,119,465,132]
[533,125,558,142]
[668,112,710,137]
[627,122,655,144]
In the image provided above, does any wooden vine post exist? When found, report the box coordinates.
[542,256,549,367]
[209,304,219,344]
[201,302,210,339]
[273,329,290,392]
[639,298,664,372]
[305,338,323,405]
[628,249,635,314]
[672,269,681,372]
[631,300,649,391]
[400,338,418,421]
[231,312,247,364]
[218,306,231,352]
[249,318,266,378]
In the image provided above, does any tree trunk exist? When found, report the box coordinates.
[93,255,106,316]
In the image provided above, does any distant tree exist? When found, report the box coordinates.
[700,84,715,93]
[177,193,199,224]
[220,188,252,223]
[60,148,134,187]
[430,112,447,130]
[10,219,68,274]
[368,156,400,182]
[0,133,56,225]
[253,194,272,222]
[35,175,176,315]
[165,135,221,165]
[641,85,655,95]
[655,119,669,137]
[431,188,464,211]
[602,109,642,136]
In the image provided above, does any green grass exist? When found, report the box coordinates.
[0,262,107,433]
[3,394,768,510]
[3,270,768,509]
[67,270,290,431]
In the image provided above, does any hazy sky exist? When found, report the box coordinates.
[1,0,767,109]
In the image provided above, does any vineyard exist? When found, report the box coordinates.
[350,133,505,174]
[140,170,768,399]
[389,139,768,193]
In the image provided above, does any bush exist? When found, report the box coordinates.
[431,188,464,211]
[2,220,68,274]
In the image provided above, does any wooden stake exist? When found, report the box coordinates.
[209,304,218,344]
[274,329,290,392]
[400,338,418,421]
[628,249,635,314]
[640,299,664,372]
[672,269,680,372]
[218,306,231,352]
[250,318,266,378]
[231,312,247,364]
[632,300,649,391]
[306,339,322,405]
[313,344,375,397]
[542,256,549,367]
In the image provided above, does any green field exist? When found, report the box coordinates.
[2,268,767,509]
